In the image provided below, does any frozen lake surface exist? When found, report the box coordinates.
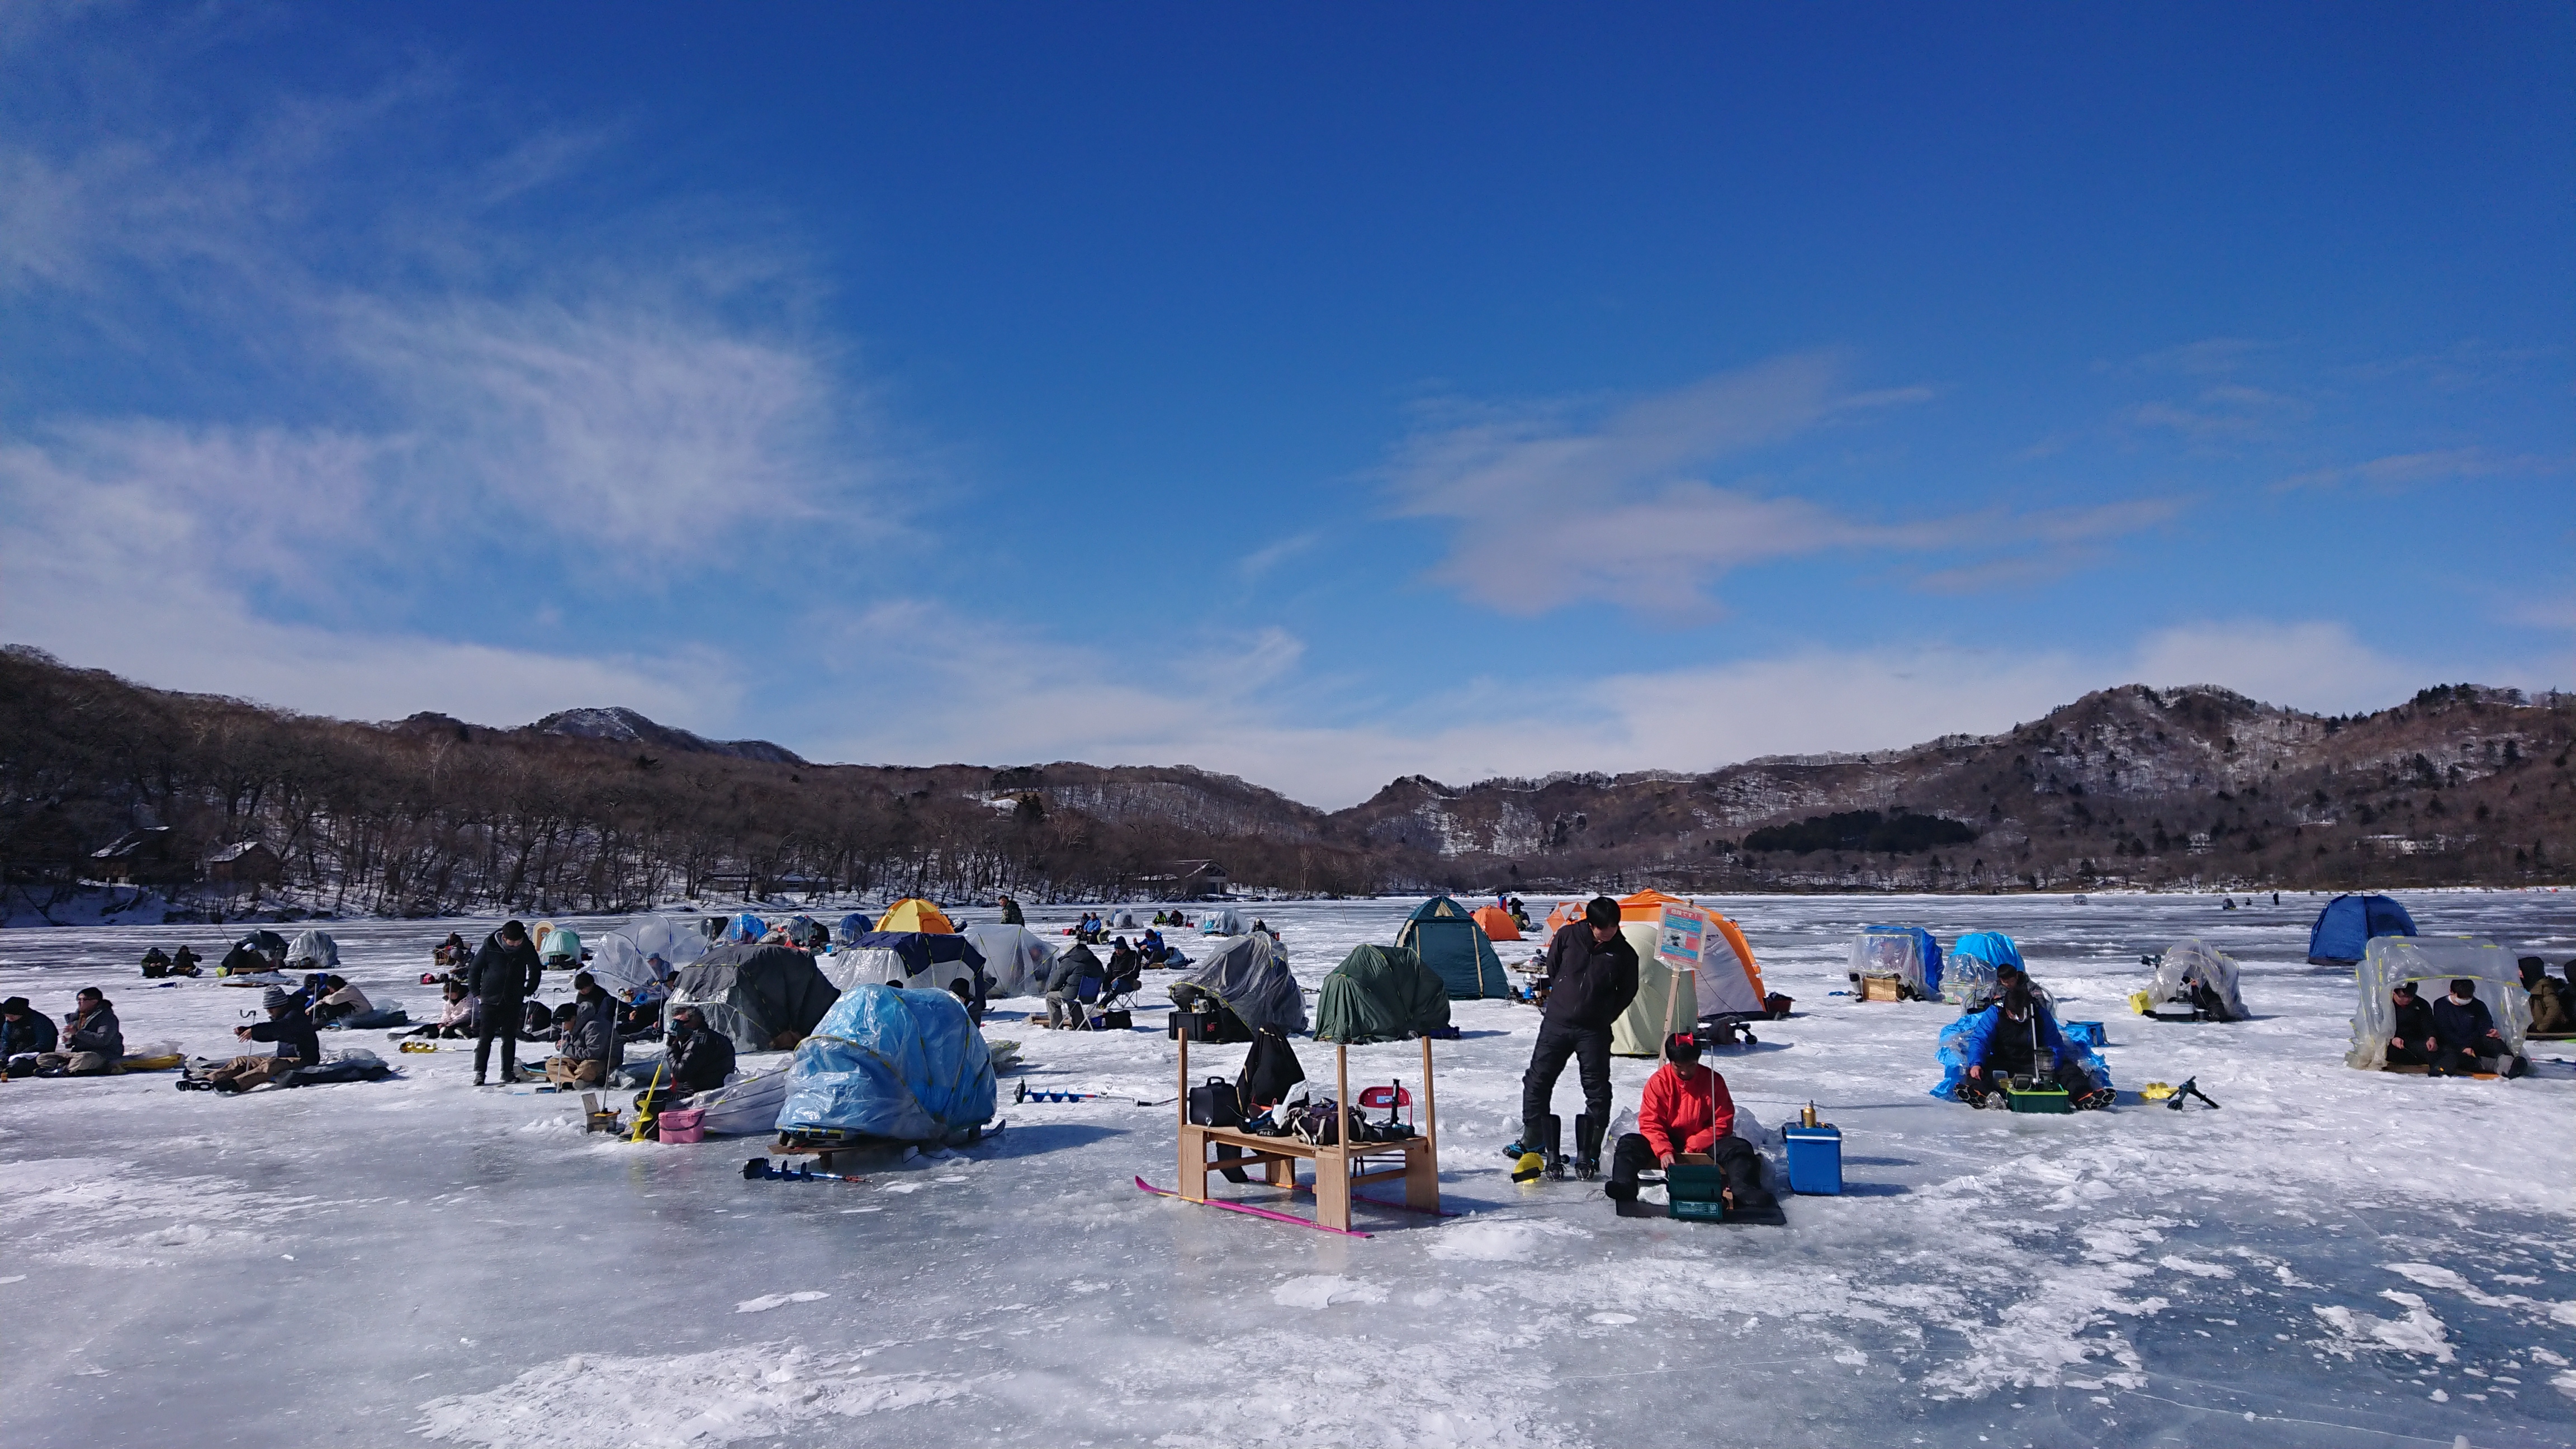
[2,891,2572,1448]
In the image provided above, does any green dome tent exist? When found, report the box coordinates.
[1314,944,1452,1044]
[1393,896,1511,1000]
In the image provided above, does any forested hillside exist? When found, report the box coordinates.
[2,645,2567,916]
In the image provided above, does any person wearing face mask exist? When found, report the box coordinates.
[2428,978,2523,1077]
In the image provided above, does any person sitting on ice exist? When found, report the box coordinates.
[630,1003,736,1110]
[524,1000,562,1042]
[2383,981,2440,1067]
[201,987,319,1092]
[169,944,202,977]
[1605,1033,1775,1215]
[141,946,173,978]
[1,996,58,1076]
[2520,958,2570,1036]
[544,973,623,1088]
[2429,978,2520,1076]
[1938,977,2113,1109]
[34,988,124,1076]
[310,974,372,1026]
[1043,944,1105,1029]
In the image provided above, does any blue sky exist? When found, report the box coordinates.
[4,3,2569,806]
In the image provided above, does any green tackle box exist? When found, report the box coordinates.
[2006,1083,2072,1114]
[1665,1158,1726,1220]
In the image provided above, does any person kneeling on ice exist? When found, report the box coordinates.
[2429,978,2522,1077]
[34,988,124,1076]
[628,1004,736,1110]
[1606,1033,1775,1216]
[1940,977,2113,1109]
[202,987,319,1092]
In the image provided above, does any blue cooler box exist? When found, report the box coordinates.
[1782,1124,1843,1195]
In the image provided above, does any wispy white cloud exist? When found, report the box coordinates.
[1236,531,1322,583]
[1388,357,2180,621]
[2274,447,2564,494]
[2124,383,2312,443]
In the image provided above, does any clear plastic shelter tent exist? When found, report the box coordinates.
[2146,937,2248,1021]
[629,916,710,974]
[2347,936,2528,1071]
[1848,926,1941,1000]
[584,934,662,1000]
[1200,907,1247,936]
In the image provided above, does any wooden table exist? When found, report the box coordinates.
[1176,1034,1440,1232]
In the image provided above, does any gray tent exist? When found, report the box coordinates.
[1167,934,1305,1037]
[666,944,840,1055]
[1199,906,1247,936]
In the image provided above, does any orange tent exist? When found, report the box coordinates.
[1543,899,1585,934]
[1615,890,1769,1006]
[1616,888,1689,922]
[1471,905,1522,941]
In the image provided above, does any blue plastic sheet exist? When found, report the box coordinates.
[1930,1003,2110,1100]
[775,984,997,1145]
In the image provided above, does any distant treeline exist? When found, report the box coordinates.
[0,647,1388,913]
[1741,809,1980,855]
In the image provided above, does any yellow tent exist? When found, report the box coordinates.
[874,898,957,934]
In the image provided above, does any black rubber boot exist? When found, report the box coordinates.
[1574,1114,1603,1181]
[1542,1114,1565,1180]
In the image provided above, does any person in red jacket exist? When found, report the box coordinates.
[1604,1033,1774,1213]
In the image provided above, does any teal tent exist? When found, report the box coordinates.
[1394,896,1511,1000]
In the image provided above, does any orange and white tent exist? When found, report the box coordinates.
[1606,892,1772,1054]
[1472,905,1523,942]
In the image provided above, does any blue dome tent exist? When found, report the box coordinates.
[2307,893,2417,965]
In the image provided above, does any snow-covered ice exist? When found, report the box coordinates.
[1,891,2571,1447]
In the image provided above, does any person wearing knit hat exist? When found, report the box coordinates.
[1,995,58,1076]
[193,983,320,1093]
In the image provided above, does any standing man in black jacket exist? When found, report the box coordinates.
[471,920,544,1086]
[1512,896,1639,1171]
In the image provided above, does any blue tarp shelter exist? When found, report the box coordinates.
[1942,931,2025,1006]
[2307,893,2417,965]
[725,912,768,944]
[1930,1002,2111,1100]
[1394,895,1512,999]
[775,984,998,1145]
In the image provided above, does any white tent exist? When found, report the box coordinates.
[2145,937,2248,1021]
[1200,907,1247,936]
[2347,936,2527,1071]
[287,929,339,970]
[962,924,1058,998]
[1846,927,1934,998]
[1610,922,1696,1057]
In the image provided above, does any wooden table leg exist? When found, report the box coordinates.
[1404,1139,1439,1213]
[1313,1144,1351,1232]
[1180,1124,1209,1202]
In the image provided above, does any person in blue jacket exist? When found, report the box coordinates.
[1934,977,2113,1109]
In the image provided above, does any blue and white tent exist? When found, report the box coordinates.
[775,984,997,1145]
[1849,925,1943,1000]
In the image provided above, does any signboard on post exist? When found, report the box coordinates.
[1657,904,1710,974]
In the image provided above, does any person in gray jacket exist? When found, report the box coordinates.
[545,972,623,1087]
[35,988,122,1076]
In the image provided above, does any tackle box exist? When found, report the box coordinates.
[1665,1157,1727,1221]
[2006,1083,2072,1114]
